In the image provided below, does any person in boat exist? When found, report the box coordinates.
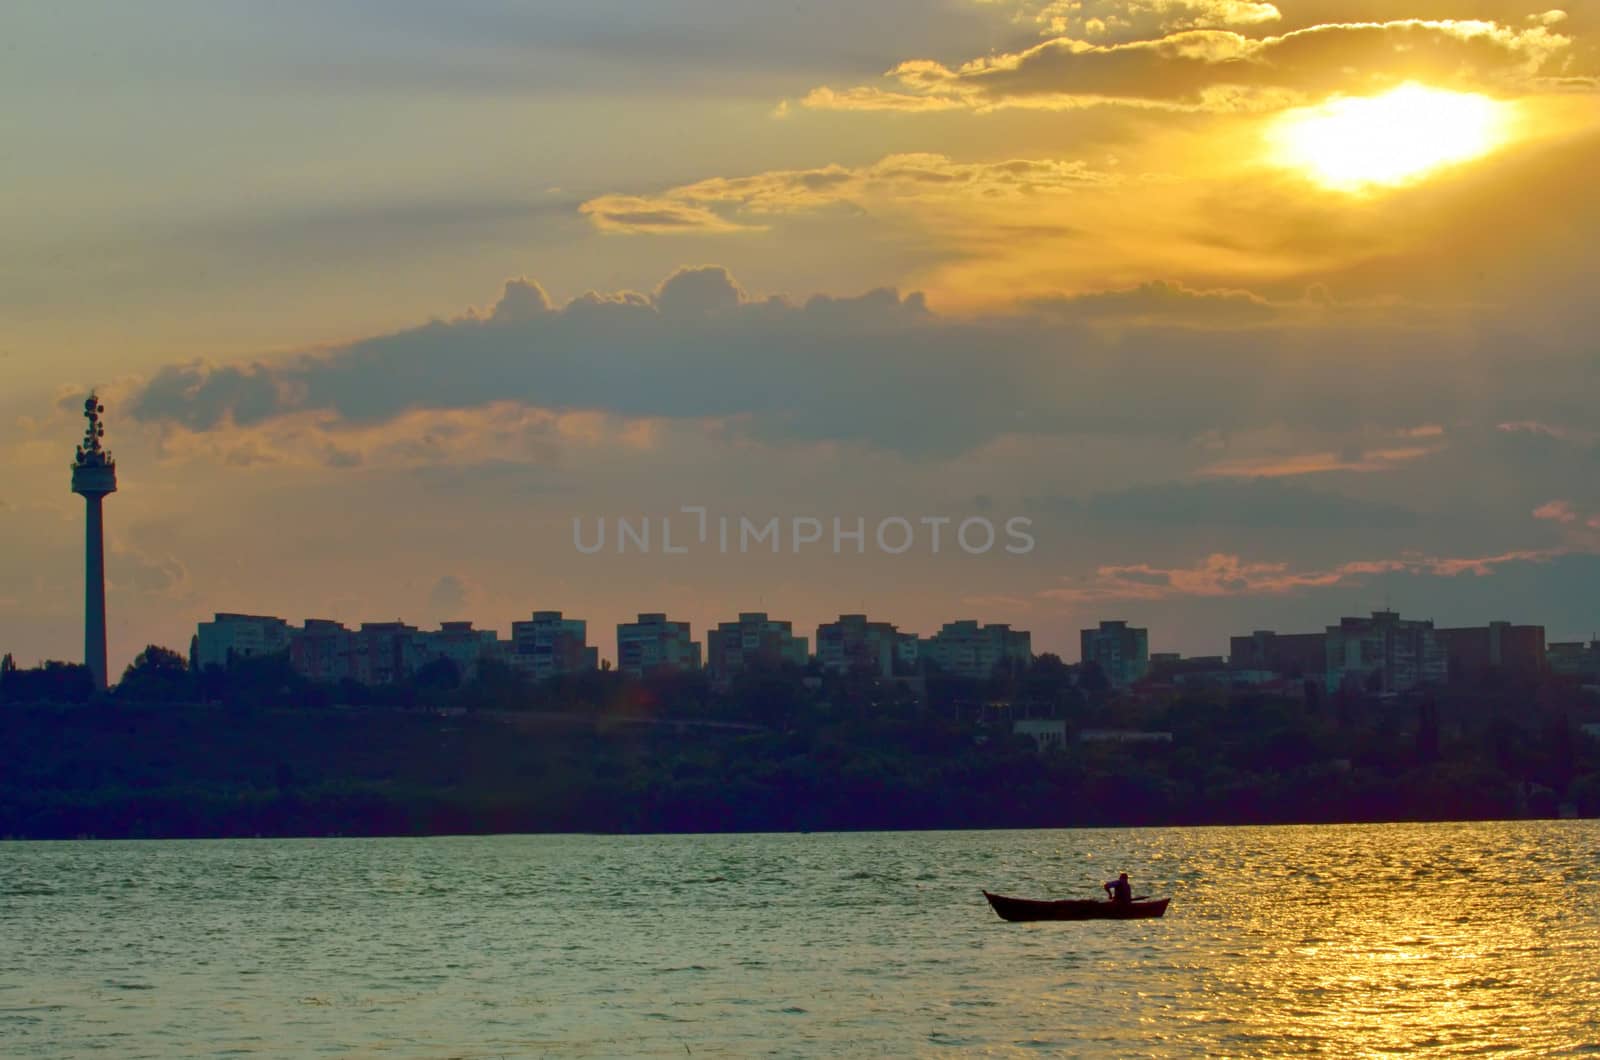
[1103,872,1133,905]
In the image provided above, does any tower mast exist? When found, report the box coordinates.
[70,394,117,691]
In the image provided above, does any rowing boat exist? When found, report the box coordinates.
[982,890,1171,922]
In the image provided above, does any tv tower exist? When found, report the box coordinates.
[70,394,117,691]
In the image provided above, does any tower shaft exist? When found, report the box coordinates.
[83,493,108,691]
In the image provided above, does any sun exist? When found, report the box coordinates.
[1266,83,1512,191]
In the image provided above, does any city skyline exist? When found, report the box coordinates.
[182,602,1576,683]
[12,397,1600,672]
[5,6,1599,1056]
[3,1,1598,677]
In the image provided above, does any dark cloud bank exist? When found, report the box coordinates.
[130,260,1590,464]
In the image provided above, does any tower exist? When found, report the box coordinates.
[70,394,117,691]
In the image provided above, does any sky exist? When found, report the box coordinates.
[2,0,1598,672]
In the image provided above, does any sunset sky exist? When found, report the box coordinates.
[3,0,1598,672]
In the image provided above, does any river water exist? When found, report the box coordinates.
[2,821,1597,1057]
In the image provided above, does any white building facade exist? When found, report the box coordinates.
[1079,620,1150,689]
[924,620,1032,679]
[509,610,599,681]
[705,612,808,680]
[192,613,293,669]
[616,613,702,677]
[1325,610,1448,694]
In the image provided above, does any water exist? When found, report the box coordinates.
[2,822,1597,1057]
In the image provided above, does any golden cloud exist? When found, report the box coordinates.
[795,85,973,113]
[579,196,763,235]
[579,152,1116,234]
[801,18,1584,113]
[975,0,1283,41]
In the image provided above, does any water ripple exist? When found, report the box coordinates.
[0,822,1596,1056]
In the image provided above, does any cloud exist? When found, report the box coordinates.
[655,266,746,318]
[425,574,473,619]
[1198,446,1438,478]
[793,86,973,113]
[131,363,294,431]
[1028,279,1279,326]
[266,0,1035,99]
[1008,0,1284,41]
[110,547,190,598]
[802,18,1585,113]
[1042,546,1565,603]
[1032,479,1417,529]
[137,267,1068,459]
[147,402,663,471]
[1525,502,1600,553]
[580,153,1115,235]
[580,196,763,235]
[490,279,556,322]
[1534,499,1579,523]
[1497,420,1597,446]
[123,239,1599,467]
[576,125,1600,328]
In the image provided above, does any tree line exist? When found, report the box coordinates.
[3,645,1597,837]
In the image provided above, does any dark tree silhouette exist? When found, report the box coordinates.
[1,660,95,704]
[1077,660,1110,695]
[115,645,193,703]
[414,656,462,694]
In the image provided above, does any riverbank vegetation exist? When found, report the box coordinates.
[2,648,1597,838]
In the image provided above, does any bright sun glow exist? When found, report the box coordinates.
[1268,83,1511,191]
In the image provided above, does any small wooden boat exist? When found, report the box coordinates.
[983,890,1171,922]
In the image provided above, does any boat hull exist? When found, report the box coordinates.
[983,890,1170,922]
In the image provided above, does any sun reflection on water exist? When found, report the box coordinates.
[978,821,1598,1056]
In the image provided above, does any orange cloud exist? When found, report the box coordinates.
[1198,446,1435,478]
[1529,502,1600,547]
[150,402,670,471]
[1498,420,1597,444]
[1534,499,1579,523]
[1428,549,1567,576]
[1042,546,1566,603]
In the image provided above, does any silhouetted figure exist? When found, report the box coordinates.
[1104,872,1133,905]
